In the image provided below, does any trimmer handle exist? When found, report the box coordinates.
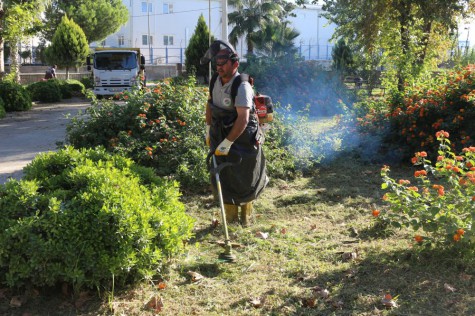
[206,151,242,175]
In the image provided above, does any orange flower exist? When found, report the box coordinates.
[437,156,444,161]
[398,179,410,185]
[411,157,418,164]
[372,209,380,217]
[453,234,461,242]
[456,228,465,236]
[435,130,449,138]
[408,186,419,192]
[472,196,475,201]
[414,235,423,242]
[414,170,427,177]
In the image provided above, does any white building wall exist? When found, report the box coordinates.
[92,0,223,65]
[91,0,339,64]
[289,4,336,61]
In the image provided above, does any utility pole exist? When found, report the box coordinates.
[147,0,152,64]
[222,0,228,41]
[465,26,470,55]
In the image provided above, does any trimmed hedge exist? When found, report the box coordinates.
[0,146,194,290]
[0,97,5,118]
[64,79,86,96]
[0,80,32,111]
[28,80,62,102]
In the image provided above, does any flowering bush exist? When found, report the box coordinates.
[67,77,209,188]
[349,66,475,160]
[378,131,475,246]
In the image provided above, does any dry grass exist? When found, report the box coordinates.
[108,159,474,316]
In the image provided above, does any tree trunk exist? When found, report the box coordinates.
[10,41,20,83]
[0,0,4,79]
[417,21,432,66]
[246,35,254,56]
[397,0,412,92]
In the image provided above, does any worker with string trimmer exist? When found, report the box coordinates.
[202,40,268,227]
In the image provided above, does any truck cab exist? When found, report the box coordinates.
[87,48,146,96]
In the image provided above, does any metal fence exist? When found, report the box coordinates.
[141,44,335,65]
[19,73,90,85]
[298,44,335,61]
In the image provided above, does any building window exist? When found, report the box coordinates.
[142,35,153,45]
[163,3,173,14]
[118,35,125,46]
[163,35,174,46]
[141,2,152,12]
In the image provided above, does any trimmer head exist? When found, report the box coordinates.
[218,251,237,263]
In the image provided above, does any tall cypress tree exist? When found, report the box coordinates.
[45,15,89,79]
[185,14,214,82]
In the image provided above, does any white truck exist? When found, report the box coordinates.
[86,48,146,96]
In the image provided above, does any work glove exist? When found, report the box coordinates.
[205,125,210,147]
[215,138,233,156]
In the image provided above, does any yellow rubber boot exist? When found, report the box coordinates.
[240,202,253,227]
[224,204,239,223]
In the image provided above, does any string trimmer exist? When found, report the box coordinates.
[207,152,242,263]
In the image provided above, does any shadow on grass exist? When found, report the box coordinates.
[272,247,475,315]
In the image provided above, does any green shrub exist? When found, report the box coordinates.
[0,146,194,290]
[79,76,93,89]
[0,97,5,118]
[28,80,62,102]
[64,79,86,96]
[56,80,73,99]
[0,80,32,111]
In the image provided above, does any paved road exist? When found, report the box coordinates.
[0,98,90,184]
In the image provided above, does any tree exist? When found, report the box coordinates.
[228,0,291,56]
[1,1,45,82]
[20,49,31,64]
[319,0,472,92]
[185,14,214,82]
[45,15,89,79]
[252,21,300,58]
[42,0,128,44]
[331,38,354,74]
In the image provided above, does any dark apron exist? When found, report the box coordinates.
[209,103,268,205]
